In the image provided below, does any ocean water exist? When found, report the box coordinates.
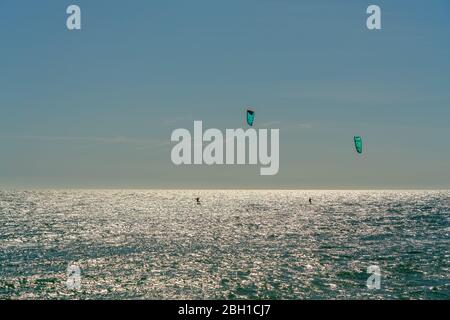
[0,190,448,300]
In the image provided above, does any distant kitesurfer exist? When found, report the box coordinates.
[196,197,201,204]
[308,198,312,205]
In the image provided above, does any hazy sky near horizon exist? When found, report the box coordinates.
[0,0,449,188]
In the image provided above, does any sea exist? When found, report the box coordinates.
[0,190,448,299]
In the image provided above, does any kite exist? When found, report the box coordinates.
[354,136,363,154]
[246,109,255,126]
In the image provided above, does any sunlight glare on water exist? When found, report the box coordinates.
[0,190,449,299]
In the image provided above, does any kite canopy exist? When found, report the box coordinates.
[354,136,363,154]
[246,109,255,126]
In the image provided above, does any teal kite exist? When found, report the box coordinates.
[246,109,255,126]
[354,136,363,154]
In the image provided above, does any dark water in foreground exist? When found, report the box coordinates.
[0,190,449,299]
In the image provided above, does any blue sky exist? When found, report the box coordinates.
[0,0,449,188]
